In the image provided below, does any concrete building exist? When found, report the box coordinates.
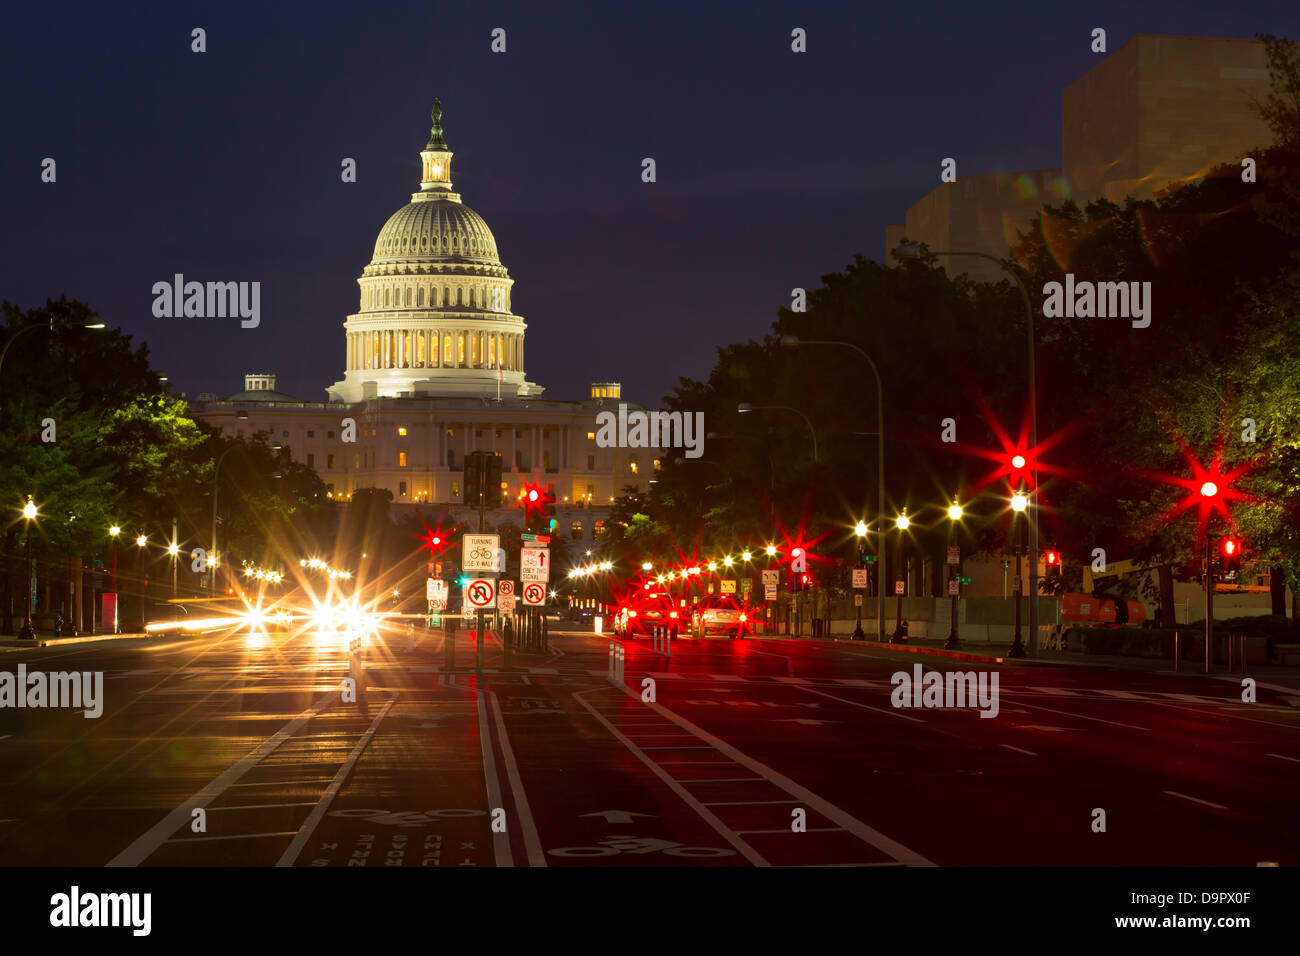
[885,34,1273,279]
[191,102,665,542]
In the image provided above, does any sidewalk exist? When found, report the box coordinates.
[830,636,1300,692]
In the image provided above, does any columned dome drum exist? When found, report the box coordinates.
[328,100,544,402]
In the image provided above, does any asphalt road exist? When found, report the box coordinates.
[2,624,1298,867]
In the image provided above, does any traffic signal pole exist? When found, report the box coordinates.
[1204,535,1214,674]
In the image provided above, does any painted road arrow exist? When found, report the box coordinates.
[579,810,656,824]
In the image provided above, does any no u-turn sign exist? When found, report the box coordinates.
[464,578,497,609]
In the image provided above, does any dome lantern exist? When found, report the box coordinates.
[418,98,455,199]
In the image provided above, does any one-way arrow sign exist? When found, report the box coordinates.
[579,810,656,824]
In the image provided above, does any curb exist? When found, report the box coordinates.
[846,640,1012,664]
[0,633,154,650]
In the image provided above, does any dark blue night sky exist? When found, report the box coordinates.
[4,1,1298,407]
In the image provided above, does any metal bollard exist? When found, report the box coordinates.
[616,643,625,685]
[1227,631,1233,673]
[608,642,616,681]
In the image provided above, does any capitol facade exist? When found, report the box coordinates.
[192,102,663,540]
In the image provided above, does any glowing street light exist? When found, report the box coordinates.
[741,550,752,561]
[854,520,868,536]
[723,555,733,567]
[765,545,777,557]
[1011,491,1028,513]
[945,499,963,649]
[891,509,909,642]
[947,501,963,521]
[18,498,38,640]
[642,561,652,571]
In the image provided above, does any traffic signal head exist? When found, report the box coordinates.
[1222,538,1237,557]
[1046,550,1059,566]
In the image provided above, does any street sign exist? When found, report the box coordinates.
[865,555,877,564]
[761,570,779,587]
[791,553,807,573]
[463,534,500,573]
[721,579,737,594]
[741,578,753,594]
[429,597,446,611]
[894,581,905,595]
[499,594,516,615]
[959,576,972,585]
[464,578,497,609]
[499,580,515,597]
[521,582,546,606]
[430,611,441,626]
[854,594,863,607]
[521,533,551,544]
[429,579,448,604]
[948,579,959,596]
[521,547,550,582]
[764,584,778,601]
[426,577,437,600]
[947,546,960,566]
[851,568,867,589]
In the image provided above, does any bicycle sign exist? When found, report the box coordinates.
[462,534,500,572]
[464,578,496,609]
[521,583,546,606]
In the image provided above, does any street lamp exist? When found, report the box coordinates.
[108,525,121,634]
[945,499,963,648]
[895,242,1041,654]
[780,335,885,641]
[1008,488,1029,657]
[892,510,909,642]
[0,316,106,380]
[737,402,819,463]
[852,520,868,640]
[136,534,148,628]
[18,498,37,640]
[168,540,180,598]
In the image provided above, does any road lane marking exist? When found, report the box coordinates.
[675,777,766,783]
[573,692,768,866]
[593,689,935,867]
[1164,790,1228,810]
[1025,687,1082,696]
[738,827,845,834]
[773,677,811,685]
[1012,700,1147,731]
[788,684,925,723]
[469,683,512,868]
[206,802,319,811]
[488,691,547,867]
[701,799,799,806]
[168,831,298,843]
[1096,689,1148,699]
[1267,753,1300,764]
[276,698,394,867]
[107,692,336,867]
[228,779,335,787]
[1001,745,1038,756]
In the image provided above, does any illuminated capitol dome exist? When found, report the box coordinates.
[192,99,665,530]
[328,99,544,402]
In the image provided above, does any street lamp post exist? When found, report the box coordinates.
[780,336,885,640]
[18,499,37,640]
[108,525,120,634]
[896,244,1041,655]
[852,520,867,641]
[892,510,909,643]
[737,403,818,463]
[1009,488,1028,657]
[945,500,962,649]
[0,317,106,380]
[136,534,148,629]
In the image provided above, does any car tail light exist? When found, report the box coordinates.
[670,612,678,619]
[629,610,637,617]
[740,613,747,621]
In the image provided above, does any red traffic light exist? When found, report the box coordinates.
[1222,538,1239,556]
[800,574,809,584]
[527,489,539,502]
[431,536,441,545]
[1046,550,1059,565]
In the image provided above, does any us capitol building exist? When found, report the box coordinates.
[192,101,663,541]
